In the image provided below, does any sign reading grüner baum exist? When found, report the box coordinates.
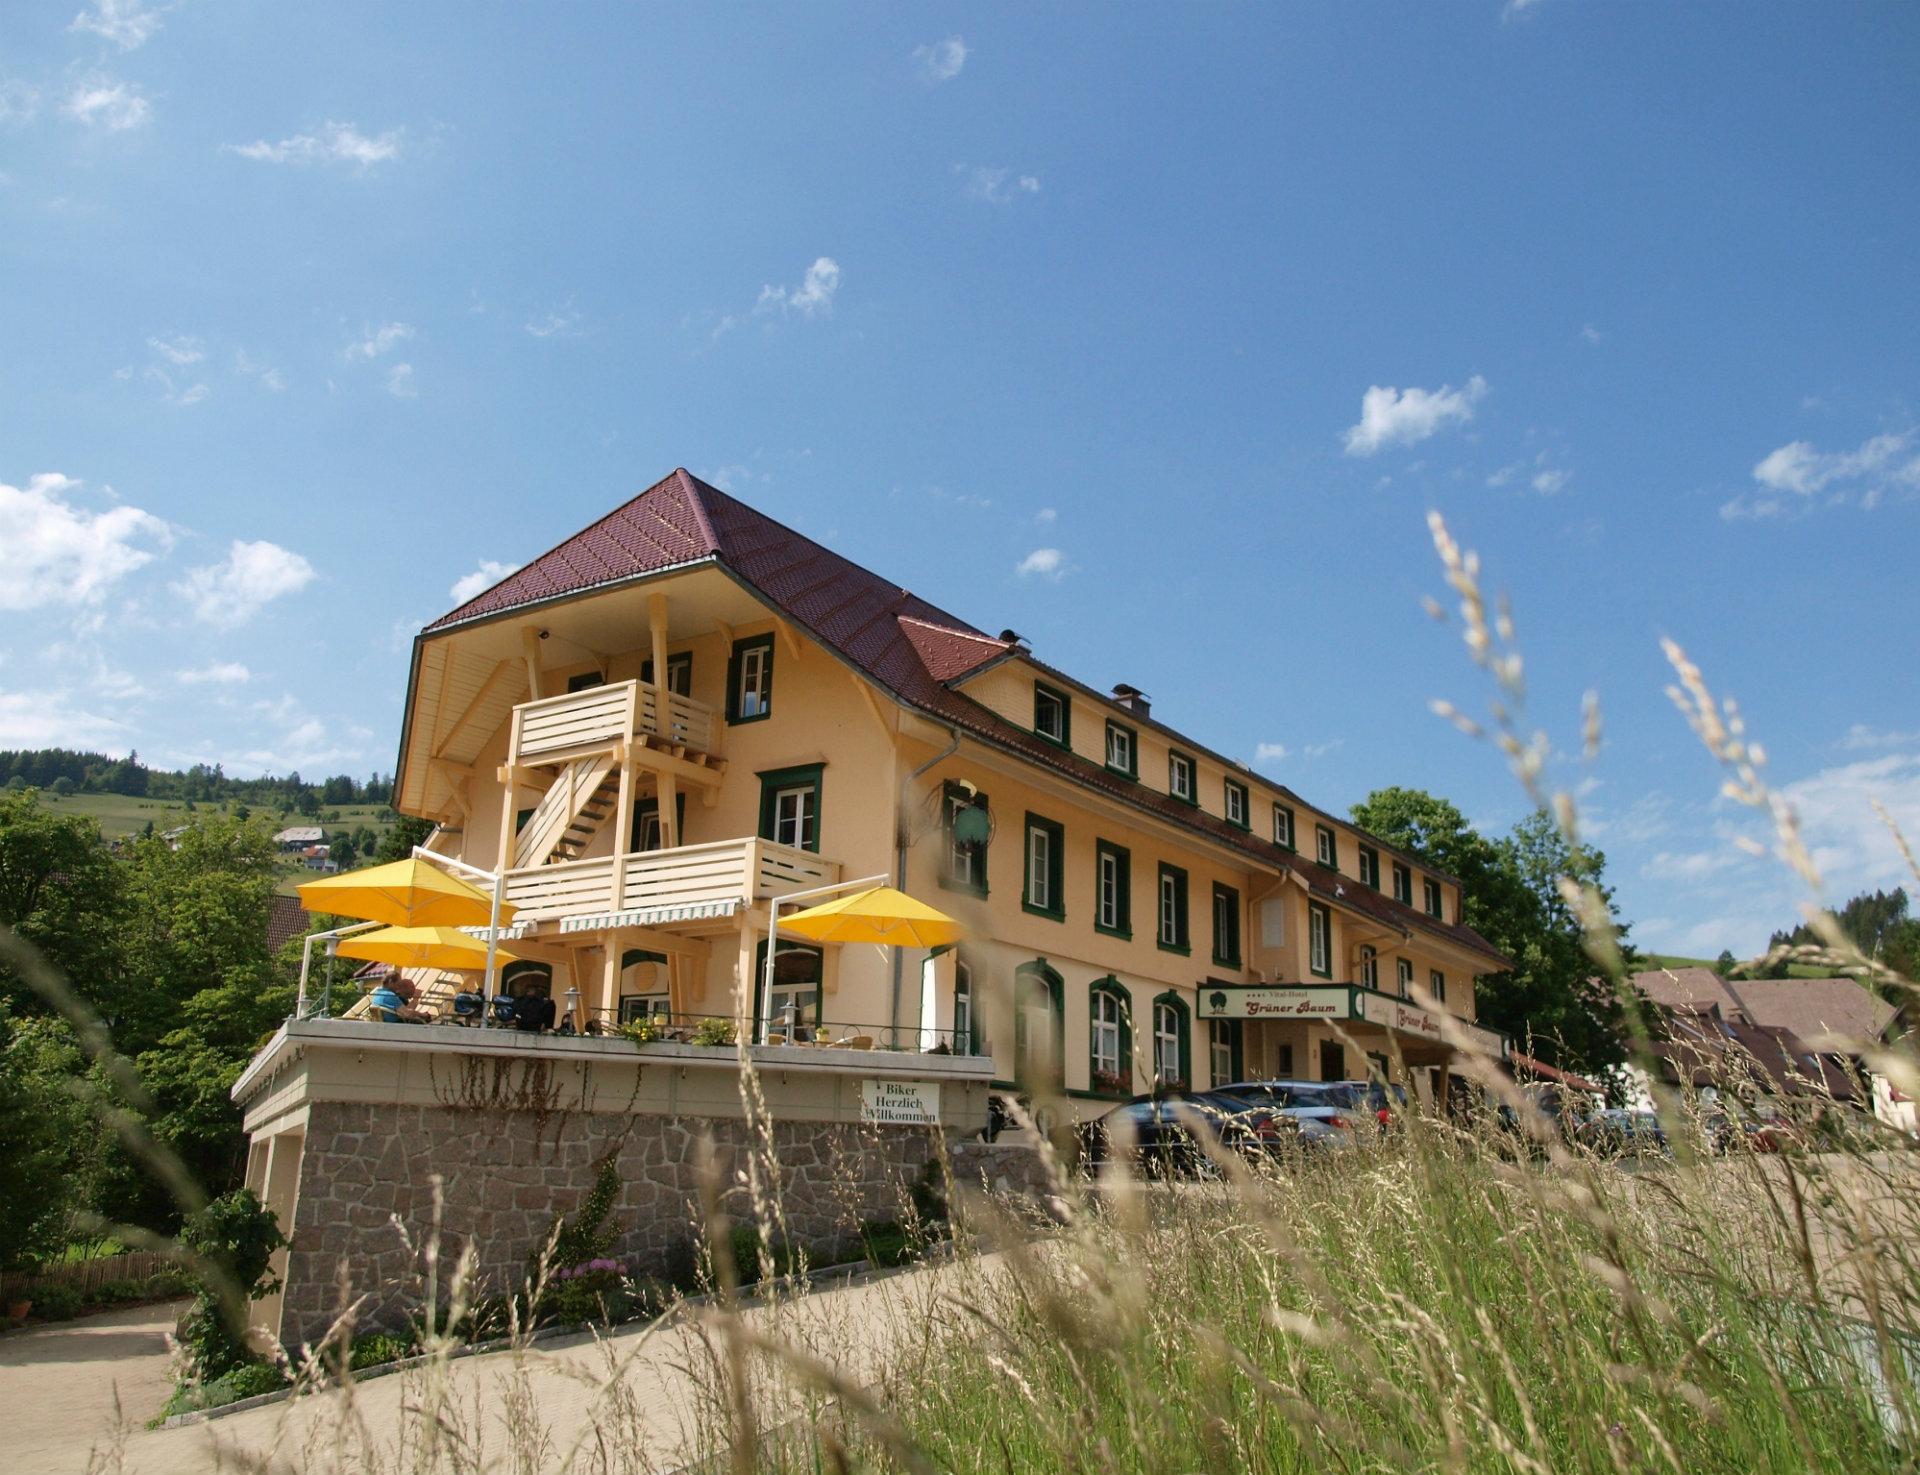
[860,1078,941,1125]
[1199,986,1351,1020]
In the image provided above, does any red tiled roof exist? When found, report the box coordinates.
[265,892,308,955]
[418,469,1512,970]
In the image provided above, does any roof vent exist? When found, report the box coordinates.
[1111,683,1151,718]
[998,629,1029,649]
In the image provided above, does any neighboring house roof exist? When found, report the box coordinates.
[415,468,1512,970]
[275,826,324,843]
[1629,967,1894,1043]
[265,893,307,956]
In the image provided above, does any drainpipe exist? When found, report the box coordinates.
[890,725,961,1047]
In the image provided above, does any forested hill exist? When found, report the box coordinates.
[0,747,392,814]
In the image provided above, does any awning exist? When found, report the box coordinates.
[557,898,743,934]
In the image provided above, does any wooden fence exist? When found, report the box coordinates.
[0,1249,174,1301]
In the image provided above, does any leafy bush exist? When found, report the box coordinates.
[94,1277,146,1304]
[143,1269,193,1299]
[727,1225,800,1286]
[859,1219,916,1269]
[27,1283,84,1321]
[176,1189,288,1381]
[615,1015,666,1044]
[349,1332,414,1370]
[161,1359,288,1417]
[689,1016,737,1046]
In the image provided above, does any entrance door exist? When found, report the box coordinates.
[1319,1039,1346,1083]
[1013,965,1062,1087]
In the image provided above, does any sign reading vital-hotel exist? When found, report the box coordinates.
[1199,986,1352,1020]
[860,1078,941,1125]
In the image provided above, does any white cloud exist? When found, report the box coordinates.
[69,0,165,50]
[958,165,1041,204]
[1255,742,1291,763]
[1751,432,1915,496]
[1531,467,1572,495]
[1034,507,1057,525]
[147,334,203,366]
[913,35,968,82]
[1782,750,1920,903]
[526,304,587,339]
[449,560,518,604]
[63,76,151,131]
[239,711,373,775]
[233,349,286,390]
[1015,547,1066,580]
[384,363,417,398]
[1839,724,1920,752]
[716,257,841,337]
[1579,324,1603,345]
[347,322,414,359]
[177,661,251,685]
[225,121,403,168]
[0,80,42,126]
[0,472,171,610]
[174,539,316,625]
[1343,375,1488,456]
[0,687,129,749]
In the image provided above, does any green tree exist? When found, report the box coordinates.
[1348,788,1631,1076]
[1715,949,1738,977]
[0,788,128,1022]
[0,1011,93,1269]
[374,813,433,864]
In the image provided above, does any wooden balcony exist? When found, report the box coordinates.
[510,679,718,766]
[499,836,840,929]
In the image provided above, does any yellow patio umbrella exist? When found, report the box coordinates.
[775,886,963,949]
[334,925,519,972]
[297,857,515,929]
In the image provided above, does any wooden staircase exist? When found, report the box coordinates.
[513,753,620,869]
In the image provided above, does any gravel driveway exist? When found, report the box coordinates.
[0,1299,187,1475]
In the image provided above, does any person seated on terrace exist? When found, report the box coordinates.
[367,972,432,1024]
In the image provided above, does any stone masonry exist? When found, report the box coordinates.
[281,1099,944,1351]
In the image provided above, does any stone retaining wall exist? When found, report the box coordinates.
[281,1100,943,1350]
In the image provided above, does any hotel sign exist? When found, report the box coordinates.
[1200,986,1353,1021]
[860,1078,941,1126]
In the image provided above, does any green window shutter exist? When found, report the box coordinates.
[756,764,824,853]
[1211,882,1241,968]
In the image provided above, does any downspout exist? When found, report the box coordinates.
[890,724,961,1046]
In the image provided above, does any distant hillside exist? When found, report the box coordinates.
[1,746,392,815]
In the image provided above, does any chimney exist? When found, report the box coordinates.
[1111,683,1151,718]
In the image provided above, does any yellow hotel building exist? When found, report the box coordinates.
[391,468,1511,1119]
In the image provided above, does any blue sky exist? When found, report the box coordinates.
[2,1,1917,957]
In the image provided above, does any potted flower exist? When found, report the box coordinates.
[1091,1068,1131,1097]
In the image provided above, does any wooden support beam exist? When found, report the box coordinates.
[850,671,893,735]
[625,740,726,791]
[432,659,519,760]
[773,617,802,660]
[609,742,636,911]
[521,625,545,701]
[658,772,680,848]
[648,592,670,737]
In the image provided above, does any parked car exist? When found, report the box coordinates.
[1084,1090,1316,1177]
[1576,1110,1670,1159]
[1210,1080,1379,1147]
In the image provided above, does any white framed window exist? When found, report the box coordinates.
[1273,804,1295,849]
[771,785,814,850]
[1360,944,1378,990]
[1397,958,1413,998]
[619,992,671,1024]
[1308,903,1332,977]
[1026,823,1054,911]
[1106,721,1135,775]
[736,643,770,719]
[953,959,972,1054]
[1358,846,1380,889]
[1034,683,1068,744]
[1097,846,1124,932]
[1423,879,1444,920]
[1430,969,1447,1004]
[1158,866,1187,950]
[1091,989,1124,1080]
[1210,1019,1235,1088]
[1154,1001,1182,1085]
[1224,779,1248,827]
[1169,752,1195,802]
[1392,862,1412,905]
[1316,825,1337,869]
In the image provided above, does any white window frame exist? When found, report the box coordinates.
[1430,969,1447,1004]
[737,644,770,719]
[1360,944,1378,990]
[771,785,813,850]
[1316,825,1336,868]
[1154,1002,1181,1084]
[1424,879,1444,919]
[1309,904,1331,976]
[946,792,978,889]
[1107,723,1134,772]
[1397,958,1413,998]
[1091,990,1123,1080]
[1158,871,1180,947]
[953,959,973,1054]
[1169,752,1195,802]
[1225,781,1247,827]
[1392,863,1412,905]
[1098,848,1122,931]
[1210,1019,1235,1088]
[1027,823,1054,911]
[1273,804,1294,848]
[1034,685,1067,743]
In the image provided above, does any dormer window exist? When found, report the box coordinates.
[1273,804,1295,850]
[1316,824,1337,870]
[1224,778,1249,829]
[1105,720,1137,780]
[1423,879,1444,920]
[1391,861,1412,905]
[1357,845,1380,889]
[1168,751,1196,804]
[1033,682,1070,747]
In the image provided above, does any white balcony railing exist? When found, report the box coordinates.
[500,836,840,925]
[511,678,718,763]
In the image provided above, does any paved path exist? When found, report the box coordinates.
[50,1257,988,1475]
[0,1299,188,1475]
